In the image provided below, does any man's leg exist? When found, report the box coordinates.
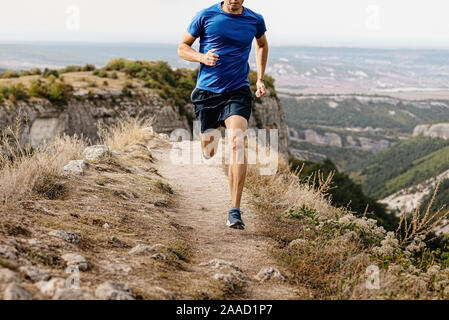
[224,115,248,210]
[200,126,222,159]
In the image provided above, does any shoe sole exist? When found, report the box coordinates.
[226,220,245,230]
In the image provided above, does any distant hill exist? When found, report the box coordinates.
[346,136,449,199]
[281,92,449,169]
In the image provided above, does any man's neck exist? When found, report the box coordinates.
[221,3,244,15]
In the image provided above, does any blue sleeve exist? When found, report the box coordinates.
[255,15,267,39]
[187,10,204,38]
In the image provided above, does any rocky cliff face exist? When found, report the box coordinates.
[0,88,290,164]
[413,123,449,140]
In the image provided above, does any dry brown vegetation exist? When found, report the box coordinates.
[243,138,449,299]
[0,116,233,299]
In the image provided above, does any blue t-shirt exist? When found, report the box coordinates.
[186,1,267,93]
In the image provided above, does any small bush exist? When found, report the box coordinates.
[32,172,68,200]
[0,70,19,79]
[123,79,133,89]
[42,68,59,78]
[82,64,96,72]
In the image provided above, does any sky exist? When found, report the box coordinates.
[1,0,449,48]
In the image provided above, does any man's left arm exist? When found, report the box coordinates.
[255,34,269,97]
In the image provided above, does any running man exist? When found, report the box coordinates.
[177,0,269,229]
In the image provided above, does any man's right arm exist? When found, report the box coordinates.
[177,31,219,66]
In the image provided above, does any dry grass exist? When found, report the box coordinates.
[97,114,156,152]
[0,117,86,206]
[396,179,449,246]
[243,136,449,299]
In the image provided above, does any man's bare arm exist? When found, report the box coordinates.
[177,31,219,66]
[255,34,269,97]
[255,34,268,81]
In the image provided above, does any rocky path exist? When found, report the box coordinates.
[149,138,301,299]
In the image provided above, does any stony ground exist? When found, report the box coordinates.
[0,131,303,300]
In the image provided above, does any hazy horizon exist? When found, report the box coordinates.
[1,0,449,49]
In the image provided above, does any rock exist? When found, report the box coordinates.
[111,150,121,156]
[110,236,125,248]
[3,283,32,300]
[0,268,20,284]
[288,239,307,248]
[19,266,50,282]
[102,223,111,229]
[128,244,156,255]
[0,245,18,261]
[199,258,243,272]
[158,133,170,140]
[230,271,250,282]
[61,253,90,271]
[103,263,132,274]
[95,282,135,300]
[151,253,166,260]
[49,230,80,244]
[53,288,95,300]
[255,267,286,282]
[64,160,88,175]
[83,145,110,161]
[213,273,235,290]
[35,277,66,297]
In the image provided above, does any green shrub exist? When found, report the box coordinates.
[43,68,59,78]
[105,58,126,71]
[48,81,73,104]
[123,79,133,89]
[111,72,118,79]
[28,79,48,98]
[82,64,95,72]
[0,70,19,79]
[60,65,82,73]
[0,93,4,103]
[10,83,29,101]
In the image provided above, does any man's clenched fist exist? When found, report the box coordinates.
[201,48,219,66]
[255,79,267,97]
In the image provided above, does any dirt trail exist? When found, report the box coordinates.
[149,137,302,299]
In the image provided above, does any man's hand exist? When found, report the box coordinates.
[201,48,219,66]
[255,79,267,98]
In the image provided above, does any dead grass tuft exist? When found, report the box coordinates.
[97,113,155,152]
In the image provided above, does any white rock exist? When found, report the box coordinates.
[288,239,307,248]
[151,253,166,260]
[95,282,135,300]
[103,263,132,274]
[255,267,286,282]
[49,230,80,244]
[83,145,110,161]
[128,244,156,255]
[200,258,243,272]
[64,160,88,175]
[3,283,32,300]
[102,223,111,229]
[53,288,95,300]
[0,245,18,261]
[213,273,235,289]
[158,133,170,140]
[61,253,90,271]
[35,277,66,297]
[19,266,50,282]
